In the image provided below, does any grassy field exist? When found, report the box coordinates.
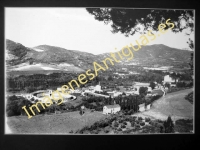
[6,110,106,134]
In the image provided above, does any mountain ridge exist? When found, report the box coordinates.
[6,39,192,73]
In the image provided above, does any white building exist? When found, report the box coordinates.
[84,83,103,93]
[103,104,121,115]
[107,91,122,98]
[145,104,151,110]
[125,91,135,96]
[138,103,145,112]
[163,75,178,83]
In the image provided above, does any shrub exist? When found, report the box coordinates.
[127,109,134,115]
[136,121,140,124]
[95,107,103,111]
[135,124,140,128]
[185,92,193,104]
[99,120,109,128]
[114,121,119,127]
[140,122,145,126]
[175,119,193,125]
[132,116,137,120]
[176,82,186,88]
[138,117,143,121]
[131,121,135,127]
[151,95,161,102]
[121,124,126,128]
[124,117,131,122]
[118,128,122,131]
[6,96,32,117]
[69,130,73,133]
[145,117,151,122]
[123,122,127,125]
[157,119,163,123]
[119,119,123,123]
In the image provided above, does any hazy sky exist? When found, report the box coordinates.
[5,8,194,55]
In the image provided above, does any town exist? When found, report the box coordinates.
[5,8,194,135]
[10,66,193,118]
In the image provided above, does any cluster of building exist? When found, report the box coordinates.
[17,73,181,115]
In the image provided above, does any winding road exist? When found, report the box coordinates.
[134,88,193,121]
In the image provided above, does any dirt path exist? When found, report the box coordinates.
[133,88,194,121]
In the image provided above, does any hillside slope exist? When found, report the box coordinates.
[6,39,192,73]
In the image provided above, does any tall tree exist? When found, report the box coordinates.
[86,8,194,71]
[149,81,156,90]
[86,8,194,36]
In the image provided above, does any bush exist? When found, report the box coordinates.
[119,119,123,123]
[135,124,140,128]
[176,82,186,88]
[123,121,127,125]
[114,121,119,127]
[185,92,193,104]
[95,106,103,111]
[124,116,131,122]
[127,109,134,115]
[136,120,140,124]
[145,117,151,122]
[131,121,135,127]
[118,128,122,131]
[138,117,143,121]
[140,122,145,126]
[151,95,161,102]
[157,119,163,123]
[132,116,137,120]
[6,95,32,117]
[121,124,126,128]
[69,130,73,133]
[98,120,109,128]
[149,121,153,125]
[175,119,193,125]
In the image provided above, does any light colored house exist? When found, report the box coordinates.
[145,104,151,110]
[163,75,179,83]
[125,91,135,96]
[138,103,145,112]
[103,104,121,115]
[84,83,103,93]
[107,91,122,98]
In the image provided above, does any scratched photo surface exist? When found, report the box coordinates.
[5,8,194,134]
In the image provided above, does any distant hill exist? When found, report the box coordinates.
[6,39,100,72]
[98,44,192,67]
[6,39,193,74]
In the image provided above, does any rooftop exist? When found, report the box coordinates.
[104,104,120,109]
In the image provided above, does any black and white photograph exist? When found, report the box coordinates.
[5,7,194,134]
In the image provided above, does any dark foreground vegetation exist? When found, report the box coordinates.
[76,113,193,134]
[184,92,193,104]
